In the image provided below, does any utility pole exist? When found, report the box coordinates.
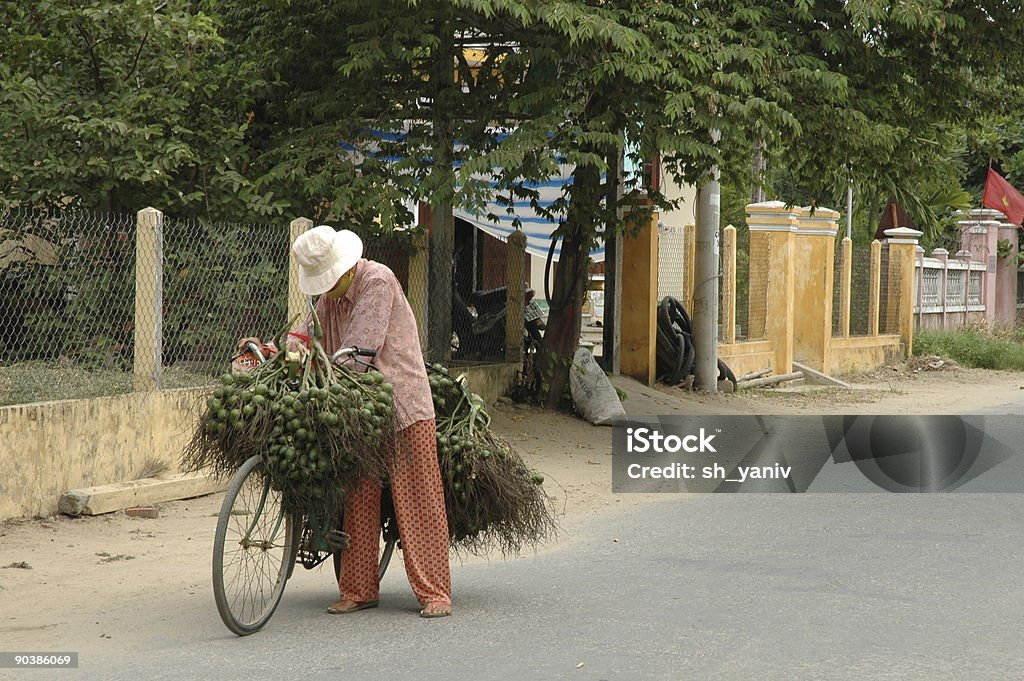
[751,138,765,203]
[846,185,853,240]
[693,142,721,392]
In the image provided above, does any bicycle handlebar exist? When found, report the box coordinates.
[243,341,266,364]
[330,346,377,364]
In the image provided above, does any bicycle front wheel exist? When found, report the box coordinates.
[213,455,296,636]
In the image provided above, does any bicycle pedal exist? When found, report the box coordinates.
[324,530,350,552]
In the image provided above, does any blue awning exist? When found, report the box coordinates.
[342,130,605,262]
[452,170,605,262]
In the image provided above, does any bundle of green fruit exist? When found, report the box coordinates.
[182,315,393,516]
[429,363,557,555]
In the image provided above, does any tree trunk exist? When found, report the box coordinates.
[537,163,602,409]
[601,143,621,373]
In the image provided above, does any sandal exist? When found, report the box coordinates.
[419,601,452,618]
[327,599,379,614]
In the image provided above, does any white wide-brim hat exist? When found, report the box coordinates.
[292,225,364,295]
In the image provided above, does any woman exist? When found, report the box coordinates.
[290,225,452,618]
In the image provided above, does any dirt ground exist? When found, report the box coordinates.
[2,361,1021,650]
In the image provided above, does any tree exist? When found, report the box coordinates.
[448,1,850,405]
[208,0,547,360]
[763,1,1024,241]
[0,1,278,218]
[206,0,1024,408]
[214,0,847,404]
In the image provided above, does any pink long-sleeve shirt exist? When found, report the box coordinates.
[302,259,434,430]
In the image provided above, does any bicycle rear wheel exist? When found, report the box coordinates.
[213,455,296,636]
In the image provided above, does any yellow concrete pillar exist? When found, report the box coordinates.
[504,229,527,362]
[884,227,923,354]
[746,202,798,373]
[721,225,737,344]
[134,207,164,391]
[288,218,312,323]
[793,206,839,372]
[621,205,660,385]
[839,237,852,338]
[868,240,881,336]
[407,229,430,351]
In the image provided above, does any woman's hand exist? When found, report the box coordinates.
[236,336,261,351]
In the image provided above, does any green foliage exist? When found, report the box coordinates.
[7,0,1024,404]
[734,2,1024,244]
[0,1,278,219]
[914,328,1024,371]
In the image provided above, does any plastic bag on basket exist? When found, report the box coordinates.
[568,347,626,426]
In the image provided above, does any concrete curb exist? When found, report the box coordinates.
[58,472,227,517]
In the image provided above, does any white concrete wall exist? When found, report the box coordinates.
[657,164,698,303]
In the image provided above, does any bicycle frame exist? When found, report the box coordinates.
[241,479,288,552]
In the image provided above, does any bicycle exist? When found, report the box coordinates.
[211,343,399,636]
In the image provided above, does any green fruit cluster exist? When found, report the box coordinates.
[200,365,395,509]
[428,363,546,544]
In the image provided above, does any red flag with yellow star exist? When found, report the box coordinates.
[982,168,1024,226]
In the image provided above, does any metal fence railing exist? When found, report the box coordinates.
[0,210,134,364]
[832,242,904,338]
[740,230,770,342]
[658,222,688,304]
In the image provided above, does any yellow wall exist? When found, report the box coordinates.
[829,336,904,375]
[718,340,776,378]
[0,362,521,521]
[741,203,914,380]
[0,388,206,520]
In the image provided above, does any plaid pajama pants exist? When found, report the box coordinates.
[338,419,451,606]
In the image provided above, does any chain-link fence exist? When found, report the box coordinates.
[657,222,689,304]
[831,242,885,337]
[880,243,902,335]
[0,209,138,404]
[448,222,529,365]
[0,205,512,406]
[738,231,769,341]
[161,216,290,381]
[833,243,870,336]
[0,208,296,405]
[0,210,132,364]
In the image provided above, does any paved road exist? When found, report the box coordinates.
[63,490,1023,681]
